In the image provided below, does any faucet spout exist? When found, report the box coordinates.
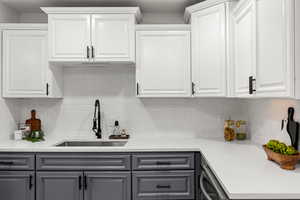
[92,99,102,139]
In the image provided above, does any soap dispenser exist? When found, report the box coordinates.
[112,121,121,136]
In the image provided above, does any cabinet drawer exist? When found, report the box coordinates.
[36,153,130,171]
[132,171,195,200]
[0,153,35,170]
[132,153,194,170]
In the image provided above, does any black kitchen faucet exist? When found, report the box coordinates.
[92,99,102,139]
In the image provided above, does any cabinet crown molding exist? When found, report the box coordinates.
[184,0,236,23]
[40,7,142,23]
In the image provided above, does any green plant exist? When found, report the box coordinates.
[24,130,44,143]
[266,140,298,155]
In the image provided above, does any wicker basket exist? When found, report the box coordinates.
[263,145,300,170]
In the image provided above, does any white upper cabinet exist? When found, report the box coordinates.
[185,0,236,97]
[1,24,63,98]
[255,0,294,97]
[136,25,191,97]
[232,0,256,97]
[232,0,297,98]
[91,14,135,62]
[187,3,226,97]
[41,7,141,63]
[48,14,91,62]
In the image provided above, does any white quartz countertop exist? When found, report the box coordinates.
[0,137,299,199]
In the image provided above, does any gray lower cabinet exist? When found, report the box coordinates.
[3,152,195,200]
[132,171,195,200]
[36,171,83,200]
[36,171,131,200]
[0,171,34,200]
[84,172,131,200]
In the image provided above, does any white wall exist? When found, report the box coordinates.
[0,3,19,23]
[247,99,300,147]
[141,13,185,24]
[19,12,47,23]
[0,2,21,140]
[18,66,246,140]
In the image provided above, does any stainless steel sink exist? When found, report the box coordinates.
[55,141,127,147]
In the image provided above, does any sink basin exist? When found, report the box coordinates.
[55,141,127,147]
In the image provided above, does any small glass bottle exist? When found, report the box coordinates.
[112,121,121,136]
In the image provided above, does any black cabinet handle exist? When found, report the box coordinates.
[87,46,90,59]
[0,161,13,165]
[91,46,95,58]
[249,76,256,94]
[156,161,171,165]
[46,83,49,96]
[136,83,140,96]
[192,82,195,95]
[156,185,171,189]
[29,175,33,190]
[79,175,82,190]
[83,175,87,190]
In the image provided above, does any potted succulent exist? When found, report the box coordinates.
[263,140,299,170]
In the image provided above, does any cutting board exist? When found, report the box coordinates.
[25,110,41,132]
[286,107,299,150]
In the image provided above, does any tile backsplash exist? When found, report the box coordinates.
[247,99,300,147]
[17,65,246,140]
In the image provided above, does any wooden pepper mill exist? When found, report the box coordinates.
[25,110,41,132]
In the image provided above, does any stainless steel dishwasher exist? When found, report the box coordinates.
[200,157,229,200]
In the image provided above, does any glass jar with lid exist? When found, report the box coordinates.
[235,120,247,140]
[224,120,235,141]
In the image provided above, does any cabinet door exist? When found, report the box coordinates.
[255,0,294,97]
[232,0,256,97]
[48,14,91,62]
[36,171,83,200]
[191,3,227,97]
[136,30,191,97]
[2,30,48,97]
[91,14,135,62]
[84,172,131,200]
[0,171,34,200]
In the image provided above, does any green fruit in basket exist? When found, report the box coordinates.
[266,140,298,155]
[285,146,298,155]
[278,142,287,154]
[266,140,279,150]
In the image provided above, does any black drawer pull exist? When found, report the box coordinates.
[29,175,33,190]
[83,175,88,190]
[0,161,14,165]
[156,161,171,165]
[79,175,82,190]
[156,185,171,189]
